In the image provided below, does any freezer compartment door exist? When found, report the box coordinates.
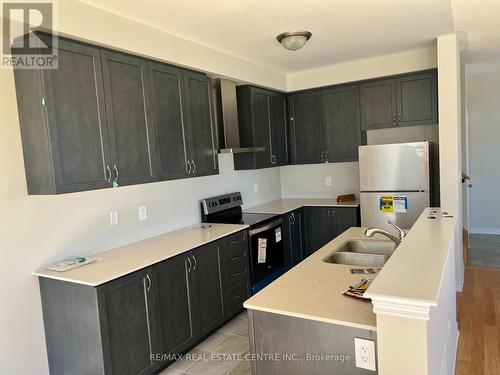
[360,192,429,231]
[359,141,430,191]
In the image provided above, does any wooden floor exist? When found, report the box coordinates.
[456,267,500,374]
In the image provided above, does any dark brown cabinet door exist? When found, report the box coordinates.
[333,207,359,237]
[40,38,111,193]
[152,254,195,357]
[288,91,324,164]
[396,72,437,127]
[251,89,273,168]
[190,243,224,336]
[101,51,156,186]
[283,210,304,269]
[148,62,189,180]
[98,270,158,375]
[269,92,289,166]
[182,72,218,177]
[303,207,335,257]
[360,79,397,130]
[323,85,361,162]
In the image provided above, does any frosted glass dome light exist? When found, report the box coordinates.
[276,31,312,51]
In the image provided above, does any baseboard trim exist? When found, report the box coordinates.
[456,265,464,292]
[470,227,500,235]
[452,328,460,375]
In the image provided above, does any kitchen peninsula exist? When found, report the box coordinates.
[244,208,458,375]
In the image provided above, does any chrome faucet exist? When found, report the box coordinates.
[364,221,406,246]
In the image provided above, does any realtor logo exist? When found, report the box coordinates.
[1,1,58,69]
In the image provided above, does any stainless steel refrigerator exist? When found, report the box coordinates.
[359,141,431,231]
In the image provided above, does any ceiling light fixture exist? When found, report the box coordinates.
[276,30,312,51]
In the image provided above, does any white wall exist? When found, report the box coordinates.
[55,0,286,90]
[366,124,439,145]
[280,162,360,199]
[437,34,464,291]
[287,46,437,91]
[465,61,500,234]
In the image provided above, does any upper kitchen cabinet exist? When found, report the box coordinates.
[360,69,437,130]
[14,37,113,194]
[182,71,219,177]
[288,90,324,164]
[13,34,219,194]
[234,86,288,170]
[269,92,289,166]
[148,62,190,181]
[360,79,398,130]
[396,71,438,127]
[323,85,363,162]
[101,51,156,187]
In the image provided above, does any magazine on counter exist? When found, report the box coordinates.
[342,278,372,301]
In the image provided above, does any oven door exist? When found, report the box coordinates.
[248,219,284,284]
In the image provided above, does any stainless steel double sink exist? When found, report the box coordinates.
[322,240,396,267]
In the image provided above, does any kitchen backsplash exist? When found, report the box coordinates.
[279,162,360,199]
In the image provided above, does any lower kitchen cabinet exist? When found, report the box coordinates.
[38,230,249,375]
[152,255,196,358]
[283,209,304,269]
[303,206,360,258]
[189,242,225,337]
[98,269,160,375]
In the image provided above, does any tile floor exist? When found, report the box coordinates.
[159,312,251,375]
[468,234,500,268]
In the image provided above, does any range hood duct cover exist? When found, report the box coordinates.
[213,78,265,154]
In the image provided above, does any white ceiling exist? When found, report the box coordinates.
[452,0,500,62]
[78,0,455,73]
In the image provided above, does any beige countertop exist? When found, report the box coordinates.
[244,227,391,331]
[244,198,359,215]
[33,223,248,287]
[365,208,457,305]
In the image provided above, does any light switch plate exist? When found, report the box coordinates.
[253,183,259,193]
[138,206,148,221]
[110,210,119,226]
[325,176,332,186]
[354,337,376,371]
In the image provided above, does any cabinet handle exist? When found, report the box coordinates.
[146,274,152,292]
[113,165,119,181]
[321,151,324,161]
[232,271,242,278]
[231,255,240,261]
[106,165,112,183]
[142,276,154,364]
[289,215,293,225]
[398,114,402,123]
[230,240,239,245]
[292,212,296,224]
[192,160,196,174]
[186,160,192,174]
[186,257,192,273]
[233,294,243,300]
[192,255,197,271]
[392,114,396,124]
[325,150,329,162]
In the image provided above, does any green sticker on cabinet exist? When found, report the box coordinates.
[112,180,119,188]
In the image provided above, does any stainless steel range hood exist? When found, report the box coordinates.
[212,78,265,154]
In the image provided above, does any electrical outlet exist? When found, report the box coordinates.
[325,176,332,186]
[138,205,148,221]
[354,337,376,371]
[110,210,119,226]
[253,183,259,193]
